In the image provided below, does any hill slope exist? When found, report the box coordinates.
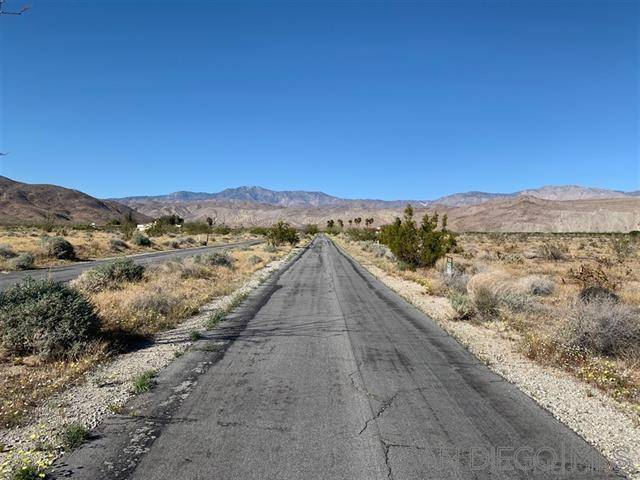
[0,176,150,225]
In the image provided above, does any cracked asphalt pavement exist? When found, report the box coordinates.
[54,235,620,479]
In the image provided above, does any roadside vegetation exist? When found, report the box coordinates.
[335,227,640,407]
[0,238,293,430]
[0,233,296,478]
[0,220,264,271]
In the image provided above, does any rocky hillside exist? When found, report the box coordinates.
[0,176,150,225]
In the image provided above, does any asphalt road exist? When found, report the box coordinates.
[54,235,620,480]
[0,240,262,292]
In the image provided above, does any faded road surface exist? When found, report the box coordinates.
[0,240,262,292]
[55,236,619,479]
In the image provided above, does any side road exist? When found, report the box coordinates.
[0,239,263,292]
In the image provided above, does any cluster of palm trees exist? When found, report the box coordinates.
[326,217,375,230]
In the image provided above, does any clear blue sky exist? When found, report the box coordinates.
[1,0,638,200]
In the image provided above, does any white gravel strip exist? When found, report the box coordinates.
[341,246,640,479]
[0,247,299,469]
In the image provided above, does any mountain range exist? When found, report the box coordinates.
[116,184,640,208]
[1,176,638,232]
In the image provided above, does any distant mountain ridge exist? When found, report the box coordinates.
[0,176,150,225]
[116,184,639,208]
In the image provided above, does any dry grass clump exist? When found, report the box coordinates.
[560,299,640,359]
[517,275,555,296]
[73,258,145,293]
[92,246,286,336]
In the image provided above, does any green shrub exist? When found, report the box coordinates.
[266,221,299,246]
[189,330,203,341]
[44,237,76,260]
[379,205,456,268]
[132,232,151,246]
[62,423,89,450]
[12,464,43,480]
[0,279,100,360]
[303,224,319,235]
[182,222,211,235]
[345,228,377,242]
[132,370,156,394]
[449,292,473,320]
[249,226,269,236]
[7,253,35,271]
[206,310,225,329]
[212,224,232,235]
[471,284,501,320]
[248,255,262,265]
[197,251,234,268]
[0,244,16,259]
[74,258,145,292]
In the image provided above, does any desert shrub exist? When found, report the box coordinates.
[449,292,473,320]
[179,237,197,246]
[610,236,635,261]
[44,237,76,260]
[518,275,555,296]
[303,224,319,235]
[560,299,640,358]
[379,205,456,268]
[212,224,232,235]
[579,286,619,304]
[182,222,211,235]
[7,253,35,271]
[0,279,100,360]
[500,291,539,313]
[471,284,501,319]
[131,232,151,247]
[160,258,212,279]
[569,264,617,290]
[538,242,567,261]
[263,244,277,253]
[197,251,234,268]
[360,241,394,259]
[249,226,269,236]
[0,244,16,259]
[248,255,262,265]
[442,270,469,294]
[74,258,145,292]
[62,423,89,450]
[346,228,377,242]
[109,238,129,252]
[266,221,299,246]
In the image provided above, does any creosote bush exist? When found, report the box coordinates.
[109,238,129,252]
[0,278,100,360]
[44,237,76,260]
[197,251,234,268]
[379,205,456,269]
[0,244,16,259]
[7,253,35,271]
[131,232,151,247]
[74,258,145,293]
[266,221,299,246]
[561,299,640,358]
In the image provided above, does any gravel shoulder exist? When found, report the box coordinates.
[333,237,640,479]
[0,245,300,477]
